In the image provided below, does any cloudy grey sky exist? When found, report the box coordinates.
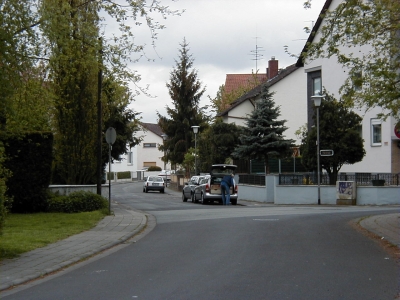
[113,0,326,123]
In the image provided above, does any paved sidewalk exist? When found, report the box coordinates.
[0,203,148,291]
[359,213,400,248]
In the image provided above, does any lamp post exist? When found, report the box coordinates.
[311,95,323,205]
[161,134,168,186]
[191,126,200,176]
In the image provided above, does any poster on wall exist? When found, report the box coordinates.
[336,181,357,205]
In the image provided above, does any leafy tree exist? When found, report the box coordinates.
[6,63,54,132]
[41,0,100,184]
[158,39,210,165]
[102,76,142,166]
[197,119,241,171]
[210,73,265,114]
[232,85,294,173]
[0,0,40,130]
[300,92,365,184]
[302,0,400,119]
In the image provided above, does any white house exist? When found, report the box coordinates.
[110,122,170,173]
[297,0,399,174]
[218,0,399,175]
[218,62,307,146]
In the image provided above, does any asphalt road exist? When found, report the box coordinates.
[3,182,398,300]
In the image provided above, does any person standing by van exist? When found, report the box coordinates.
[221,173,234,205]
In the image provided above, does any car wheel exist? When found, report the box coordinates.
[231,199,237,205]
[201,193,207,205]
[143,188,145,192]
[145,188,148,193]
[192,193,196,203]
[182,192,188,202]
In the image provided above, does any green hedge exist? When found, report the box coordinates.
[148,166,161,171]
[117,171,131,179]
[47,191,108,213]
[1,132,53,213]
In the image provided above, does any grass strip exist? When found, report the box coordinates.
[0,211,106,261]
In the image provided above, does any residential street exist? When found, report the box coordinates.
[1,182,398,300]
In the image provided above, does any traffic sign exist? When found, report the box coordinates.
[105,127,116,145]
[320,149,334,156]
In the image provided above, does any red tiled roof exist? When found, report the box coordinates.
[224,74,267,95]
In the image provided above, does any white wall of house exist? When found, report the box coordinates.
[224,100,254,127]
[223,67,307,146]
[303,0,398,173]
[136,128,165,170]
[110,127,170,173]
[269,68,307,145]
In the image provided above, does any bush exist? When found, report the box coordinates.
[117,171,131,179]
[47,191,108,213]
[2,132,53,213]
[148,166,162,171]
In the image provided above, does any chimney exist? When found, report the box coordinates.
[267,56,278,79]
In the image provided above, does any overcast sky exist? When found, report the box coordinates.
[110,0,326,124]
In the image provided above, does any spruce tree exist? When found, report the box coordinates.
[232,85,294,173]
[158,39,209,166]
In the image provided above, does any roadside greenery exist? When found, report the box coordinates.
[232,85,294,173]
[0,211,106,260]
[299,92,365,184]
[158,39,211,166]
[47,191,108,213]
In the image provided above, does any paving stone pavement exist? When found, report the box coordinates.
[0,203,148,291]
[0,200,398,292]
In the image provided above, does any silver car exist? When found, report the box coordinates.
[143,176,165,193]
[192,164,238,205]
[182,175,206,202]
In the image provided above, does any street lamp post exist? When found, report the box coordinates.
[311,95,323,205]
[191,126,200,176]
[161,134,168,186]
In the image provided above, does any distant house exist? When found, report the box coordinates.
[110,122,170,173]
[218,63,306,145]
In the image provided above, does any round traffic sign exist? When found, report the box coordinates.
[105,127,116,144]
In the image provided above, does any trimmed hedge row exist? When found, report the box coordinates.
[1,131,53,213]
[47,191,108,213]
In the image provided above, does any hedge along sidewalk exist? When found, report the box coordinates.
[0,204,148,291]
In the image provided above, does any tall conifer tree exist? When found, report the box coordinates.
[232,85,294,173]
[158,39,209,166]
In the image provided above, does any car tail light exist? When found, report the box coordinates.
[235,185,238,193]
[205,184,210,193]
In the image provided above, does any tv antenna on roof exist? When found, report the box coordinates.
[249,36,264,73]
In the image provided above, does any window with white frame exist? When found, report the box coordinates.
[371,119,382,146]
[127,151,133,165]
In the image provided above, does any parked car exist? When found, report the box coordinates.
[182,175,207,202]
[158,170,173,182]
[143,176,165,193]
[192,164,238,205]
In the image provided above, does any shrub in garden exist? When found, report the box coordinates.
[47,191,108,213]
[148,166,161,171]
[117,171,131,179]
